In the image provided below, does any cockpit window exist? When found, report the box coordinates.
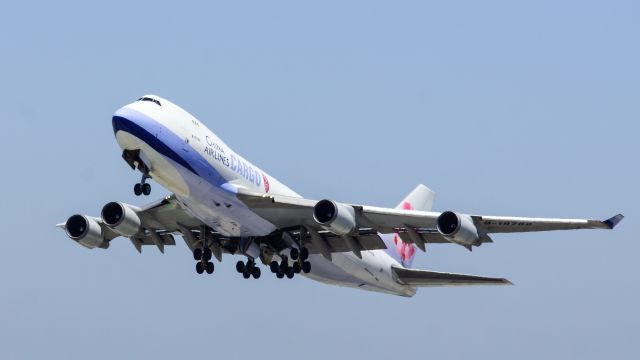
[137,97,162,106]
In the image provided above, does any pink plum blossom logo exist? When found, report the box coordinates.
[393,201,416,264]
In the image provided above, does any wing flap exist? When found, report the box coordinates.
[392,266,512,287]
[301,231,387,254]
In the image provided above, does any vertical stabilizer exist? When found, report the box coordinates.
[383,184,436,267]
[395,184,436,211]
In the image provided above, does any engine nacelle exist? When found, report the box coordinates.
[313,199,357,236]
[436,211,480,246]
[65,214,108,249]
[101,202,142,237]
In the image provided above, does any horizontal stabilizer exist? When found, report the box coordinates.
[392,266,512,287]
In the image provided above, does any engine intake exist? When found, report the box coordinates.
[65,214,107,249]
[101,202,142,237]
[436,211,480,247]
[313,200,357,236]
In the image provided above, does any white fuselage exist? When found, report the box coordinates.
[112,96,416,297]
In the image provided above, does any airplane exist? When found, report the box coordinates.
[57,95,624,297]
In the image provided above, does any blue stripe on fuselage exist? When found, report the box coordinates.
[112,108,226,188]
[112,115,198,174]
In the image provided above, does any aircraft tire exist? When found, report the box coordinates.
[205,262,214,274]
[300,248,309,261]
[134,183,142,196]
[290,248,299,260]
[193,248,203,261]
[236,260,245,273]
[252,267,261,279]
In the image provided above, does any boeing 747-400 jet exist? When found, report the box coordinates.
[57,95,624,297]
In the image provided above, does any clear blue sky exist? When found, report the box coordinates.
[0,1,637,359]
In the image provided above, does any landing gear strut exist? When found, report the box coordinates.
[194,247,214,275]
[123,150,151,196]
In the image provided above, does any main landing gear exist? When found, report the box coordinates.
[236,259,261,279]
[134,173,151,196]
[269,247,311,279]
[193,247,215,274]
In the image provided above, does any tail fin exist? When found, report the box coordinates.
[395,184,436,211]
[383,184,436,267]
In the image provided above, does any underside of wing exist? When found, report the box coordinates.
[57,195,239,256]
[137,196,203,229]
[392,267,512,287]
[238,191,623,254]
[475,214,625,233]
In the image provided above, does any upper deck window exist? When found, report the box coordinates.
[137,97,162,106]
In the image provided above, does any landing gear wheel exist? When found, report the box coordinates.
[193,248,203,261]
[302,261,311,274]
[292,262,301,274]
[196,262,205,274]
[203,248,212,261]
[290,248,299,260]
[205,262,214,274]
[279,259,288,273]
[286,268,295,279]
[270,261,279,273]
[236,260,246,273]
[252,267,261,279]
[142,183,151,196]
[300,247,309,261]
[243,270,251,279]
[276,271,285,279]
[134,183,142,196]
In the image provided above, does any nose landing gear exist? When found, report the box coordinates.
[134,173,152,196]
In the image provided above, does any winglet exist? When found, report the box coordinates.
[604,214,624,229]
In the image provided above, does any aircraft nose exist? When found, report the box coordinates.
[112,105,147,137]
[112,107,132,135]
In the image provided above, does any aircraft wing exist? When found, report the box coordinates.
[474,214,624,233]
[238,192,623,255]
[57,195,234,257]
[59,191,623,258]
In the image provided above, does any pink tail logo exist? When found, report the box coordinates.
[393,202,416,264]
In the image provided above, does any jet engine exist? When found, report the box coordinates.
[101,202,142,237]
[436,211,480,246]
[313,200,357,236]
[65,214,108,249]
